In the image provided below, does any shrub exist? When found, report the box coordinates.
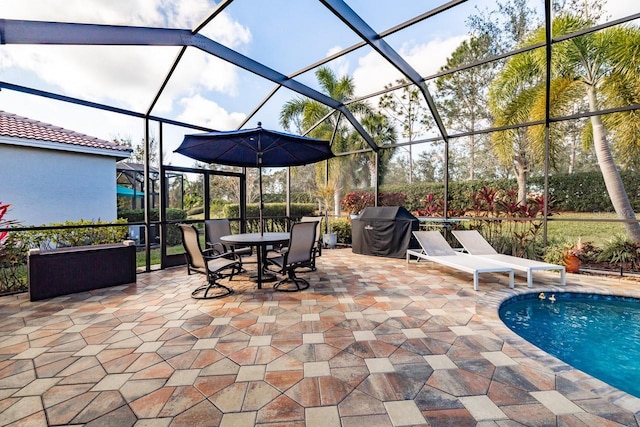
[379,191,406,207]
[0,231,28,294]
[340,191,375,214]
[330,218,352,244]
[416,194,444,217]
[379,171,640,213]
[598,235,640,269]
[340,191,407,214]
[543,240,571,266]
[0,202,25,294]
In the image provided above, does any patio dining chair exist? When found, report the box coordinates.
[275,216,323,270]
[205,219,253,260]
[267,220,318,292]
[178,224,241,299]
[301,216,323,270]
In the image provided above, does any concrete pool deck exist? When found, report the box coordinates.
[1,247,639,426]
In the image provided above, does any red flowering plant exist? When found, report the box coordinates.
[340,191,407,215]
[416,194,444,217]
[0,202,25,294]
[340,191,375,215]
[0,201,18,247]
[471,186,498,217]
[468,187,556,258]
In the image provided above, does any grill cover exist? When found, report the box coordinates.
[351,206,419,258]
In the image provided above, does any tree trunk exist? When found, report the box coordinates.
[469,134,476,181]
[516,167,527,207]
[369,163,376,189]
[334,189,341,217]
[568,132,577,174]
[587,86,640,243]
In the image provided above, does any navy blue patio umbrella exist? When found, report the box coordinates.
[175,122,333,234]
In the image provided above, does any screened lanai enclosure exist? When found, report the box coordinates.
[2,0,640,277]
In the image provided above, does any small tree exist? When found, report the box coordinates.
[316,183,336,234]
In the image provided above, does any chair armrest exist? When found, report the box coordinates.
[203,248,241,262]
[205,242,226,256]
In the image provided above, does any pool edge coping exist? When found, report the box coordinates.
[477,282,640,415]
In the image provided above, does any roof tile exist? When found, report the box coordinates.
[0,110,131,153]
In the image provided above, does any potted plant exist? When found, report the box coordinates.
[563,239,584,273]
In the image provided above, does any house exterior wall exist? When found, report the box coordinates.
[1,144,118,226]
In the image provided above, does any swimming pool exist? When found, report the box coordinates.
[499,292,640,398]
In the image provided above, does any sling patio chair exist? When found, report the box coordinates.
[205,219,253,262]
[267,220,318,292]
[452,229,566,288]
[178,224,242,299]
[276,216,323,270]
[406,230,514,291]
[301,216,323,270]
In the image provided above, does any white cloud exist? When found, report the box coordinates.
[1,0,196,27]
[177,94,246,130]
[0,0,250,114]
[402,36,469,76]
[325,46,351,78]
[603,0,639,21]
[1,45,181,111]
[199,10,252,48]
[351,35,469,98]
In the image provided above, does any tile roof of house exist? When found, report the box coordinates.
[0,110,131,153]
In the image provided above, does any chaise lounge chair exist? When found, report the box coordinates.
[407,231,514,291]
[451,230,566,288]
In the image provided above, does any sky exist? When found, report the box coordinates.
[0,0,637,167]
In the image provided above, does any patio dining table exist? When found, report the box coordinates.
[220,232,290,289]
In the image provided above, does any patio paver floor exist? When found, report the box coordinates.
[1,248,640,426]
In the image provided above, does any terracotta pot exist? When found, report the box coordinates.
[564,254,581,273]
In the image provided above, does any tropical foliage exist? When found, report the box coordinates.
[488,12,640,242]
[280,67,396,214]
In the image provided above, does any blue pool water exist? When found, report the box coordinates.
[499,292,640,398]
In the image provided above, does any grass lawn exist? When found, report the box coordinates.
[546,212,637,247]
[136,244,185,267]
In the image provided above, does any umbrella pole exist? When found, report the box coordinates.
[259,167,264,236]
[257,129,264,236]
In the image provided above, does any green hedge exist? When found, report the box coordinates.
[222,203,317,232]
[262,192,317,203]
[380,171,640,213]
[223,203,317,218]
[378,178,515,211]
[530,171,640,212]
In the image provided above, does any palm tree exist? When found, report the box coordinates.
[280,67,395,213]
[489,49,575,204]
[489,14,640,242]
